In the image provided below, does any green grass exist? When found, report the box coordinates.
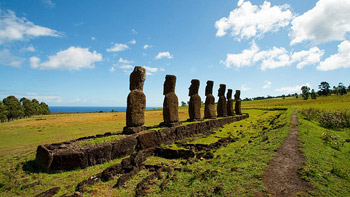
[1,94,350,196]
[297,113,350,196]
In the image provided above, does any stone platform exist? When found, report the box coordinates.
[35,113,249,172]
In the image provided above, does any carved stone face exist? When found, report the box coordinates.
[205,80,214,96]
[130,66,146,91]
[234,90,241,99]
[163,75,176,95]
[227,89,232,99]
[189,79,200,96]
[218,84,226,97]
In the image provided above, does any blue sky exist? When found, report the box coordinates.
[0,0,349,106]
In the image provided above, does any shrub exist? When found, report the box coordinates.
[300,108,350,129]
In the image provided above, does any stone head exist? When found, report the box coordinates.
[218,84,226,97]
[227,89,232,99]
[234,90,241,99]
[163,75,176,95]
[205,80,214,96]
[129,66,146,91]
[189,79,200,96]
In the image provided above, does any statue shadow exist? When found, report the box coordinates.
[22,160,47,174]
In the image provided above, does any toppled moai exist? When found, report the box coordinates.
[188,79,201,121]
[217,84,227,117]
[235,90,242,115]
[204,80,216,119]
[227,89,234,116]
[123,66,146,134]
[161,75,180,127]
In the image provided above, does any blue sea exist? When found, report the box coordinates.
[49,106,160,113]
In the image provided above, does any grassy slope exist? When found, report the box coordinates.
[298,114,350,196]
[0,94,349,196]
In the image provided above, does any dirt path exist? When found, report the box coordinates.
[262,110,312,196]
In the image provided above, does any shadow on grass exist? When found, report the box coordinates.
[22,160,46,173]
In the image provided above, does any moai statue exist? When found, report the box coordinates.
[162,75,180,127]
[235,90,242,115]
[227,89,234,116]
[123,66,146,134]
[188,79,201,121]
[217,84,227,117]
[204,80,216,119]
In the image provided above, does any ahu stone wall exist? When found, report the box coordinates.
[36,114,249,171]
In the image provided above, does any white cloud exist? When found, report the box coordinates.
[317,40,350,71]
[237,0,244,7]
[131,29,137,34]
[118,58,133,64]
[241,85,251,91]
[0,49,25,67]
[0,9,60,44]
[220,41,259,68]
[275,83,311,93]
[144,66,158,75]
[221,42,324,70]
[109,67,115,72]
[290,0,350,45]
[215,1,293,40]
[30,56,40,68]
[0,92,62,103]
[119,64,134,73]
[155,51,173,60]
[30,46,102,70]
[106,43,129,52]
[22,45,35,52]
[41,0,55,8]
[263,81,271,89]
[255,46,292,71]
[144,44,151,49]
[129,39,136,44]
[91,37,95,40]
[291,47,324,69]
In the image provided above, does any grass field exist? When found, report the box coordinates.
[0,94,349,196]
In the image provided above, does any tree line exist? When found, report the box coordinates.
[0,96,50,122]
[301,81,349,100]
[242,81,349,101]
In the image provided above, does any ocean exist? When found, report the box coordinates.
[49,106,160,113]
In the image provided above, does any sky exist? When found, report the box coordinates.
[0,0,349,107]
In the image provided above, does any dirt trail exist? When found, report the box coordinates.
[262,110,312,196]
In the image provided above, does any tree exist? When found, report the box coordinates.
[282,94,285,99]
[39,102,50,115]
[3,96,24,120]
[348,85,350,92]
[311,89,317,99]
[0,101,7,122]
[181,101,187,107]
[338,82,347,95]
[318,81,330,96]
[301,86,310,100]
[20,97,35,117]
[32,99,41,115]
[332,86,338,95]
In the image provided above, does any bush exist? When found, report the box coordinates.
[300,108,350,129]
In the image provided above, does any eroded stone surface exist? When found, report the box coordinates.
[124,66,146,134]
[188,79,201,121]
[35,114,250,172]
[227,89,234,116]
[162,75,179,126]
[217,84,227,117]
[204,80,216,119]
[235,90,242,115]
